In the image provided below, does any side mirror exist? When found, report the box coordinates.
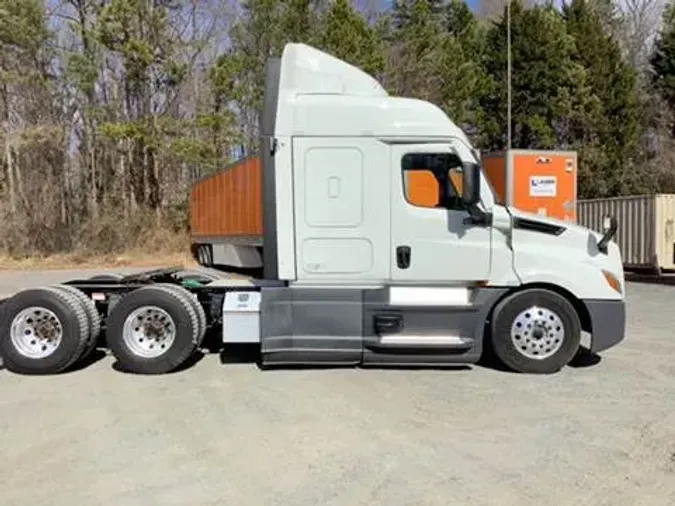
[597,215,618,254]
[461,162,481,207]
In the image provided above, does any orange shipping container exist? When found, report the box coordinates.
[481,149,577,222]
[189,156,263,240]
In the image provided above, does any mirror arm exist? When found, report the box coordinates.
[464,204,492,226]
[597,216,618,254]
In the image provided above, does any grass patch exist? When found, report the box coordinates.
[0,206,198,270]
[0,249,197,271]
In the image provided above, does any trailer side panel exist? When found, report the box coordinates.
[189,156,263,240]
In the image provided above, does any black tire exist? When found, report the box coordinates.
[0,287,90,375]
[154,283,207,346]
[106,285,200,374]
[52,285,102,362]
[490,288,581,374]
[196,245,206,266]
[197,244,213,267]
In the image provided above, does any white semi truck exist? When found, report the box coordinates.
[0,43,626,376]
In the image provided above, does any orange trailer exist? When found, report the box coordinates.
[189,156,263,239]
[481,149,578,222]
[189,155,264,270]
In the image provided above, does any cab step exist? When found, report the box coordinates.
[365,334,475,351]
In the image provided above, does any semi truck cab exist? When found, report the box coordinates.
[0,43,626,376]
[254,43,625,373]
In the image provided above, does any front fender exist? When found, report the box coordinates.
[515,263,620,301]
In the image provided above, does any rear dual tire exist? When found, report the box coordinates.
[154,283,207,347]
[105,285,204,374]
[0,287,90,375]
[52,284,102,362]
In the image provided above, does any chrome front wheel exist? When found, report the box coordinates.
[491,289,581,374]
[510,305,565,360]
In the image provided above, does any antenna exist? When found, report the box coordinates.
[507,0,512,150]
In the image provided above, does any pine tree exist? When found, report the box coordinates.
[651,3,675,136]
[315,0,385,76]
[564,0,641,197]
[443,0,478,39]
[479,1,588,152]
[392,0,445,29]
[437,0,489,136]
[643,3,675,193]
[211,0,326,153]
[280,0,322,46]
[212,0,286,152]
[386,0,447,102]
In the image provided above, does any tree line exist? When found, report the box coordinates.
[3,0,675,257]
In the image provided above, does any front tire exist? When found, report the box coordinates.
[490,288,581,374]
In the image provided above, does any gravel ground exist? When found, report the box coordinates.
[0,269,673,506]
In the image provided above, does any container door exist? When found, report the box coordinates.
[390,142,491,284]
[510,151,577,222]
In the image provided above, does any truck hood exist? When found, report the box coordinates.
[506,207,605,242]
[505,207,625,300]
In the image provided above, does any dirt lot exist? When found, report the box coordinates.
[0,269,674,506]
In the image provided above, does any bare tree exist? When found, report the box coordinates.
[620,0,666,77]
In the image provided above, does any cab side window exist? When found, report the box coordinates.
[401,153,464,210]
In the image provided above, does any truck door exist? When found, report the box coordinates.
[390,142,492,283]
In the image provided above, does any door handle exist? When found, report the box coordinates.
[396,246,411,269]
[374,314,403,334]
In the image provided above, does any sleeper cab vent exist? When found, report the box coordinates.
[512,217,566,236]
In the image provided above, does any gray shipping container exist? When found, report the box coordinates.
[577,194,675,273]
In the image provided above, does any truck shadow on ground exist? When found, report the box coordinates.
[68,348,108,372]
[477,345,602,373]
[0,344,603,375]
[1,348,109,375]
[567,347,603,368]
[111,349,206,375]
[92,332,603,375]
